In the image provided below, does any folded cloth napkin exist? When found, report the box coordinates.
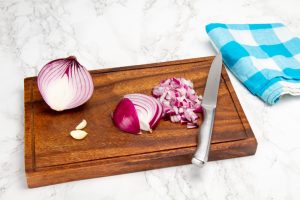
[206,23,300,104]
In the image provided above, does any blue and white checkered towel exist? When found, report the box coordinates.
[206,23,300,105]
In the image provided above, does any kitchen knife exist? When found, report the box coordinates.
[192,53,223,167]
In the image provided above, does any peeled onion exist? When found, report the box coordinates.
[37,56,94,111]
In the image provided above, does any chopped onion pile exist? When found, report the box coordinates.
[37,56,94,111]
[152,78,202,128]
[112,94,162,135]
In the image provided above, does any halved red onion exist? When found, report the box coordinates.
[37,56,94,111]
[152,78,202,128]
[112,94,163,134]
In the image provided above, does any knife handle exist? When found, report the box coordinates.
[192,107,215,167]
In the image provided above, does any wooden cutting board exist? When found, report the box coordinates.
[24,56,257,188]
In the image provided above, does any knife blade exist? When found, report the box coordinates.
[192,53,223,167]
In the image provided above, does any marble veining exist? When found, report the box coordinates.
[1,0,300,199]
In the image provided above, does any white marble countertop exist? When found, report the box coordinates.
[1,0,300,199]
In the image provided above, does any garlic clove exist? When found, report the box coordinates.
[75,119,87,130]
[70,130,88,140]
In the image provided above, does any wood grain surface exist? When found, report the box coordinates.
[24,56,257,188]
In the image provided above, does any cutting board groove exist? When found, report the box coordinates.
[24,56,257,188]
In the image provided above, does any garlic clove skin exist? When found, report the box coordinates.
[75,119,87,130]
[70,130,88,140]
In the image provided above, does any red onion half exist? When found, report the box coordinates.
[37,56,94,111]
[112,94,163,134]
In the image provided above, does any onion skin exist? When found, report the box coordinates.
[37,56,94,111]
[112,98,141,135]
